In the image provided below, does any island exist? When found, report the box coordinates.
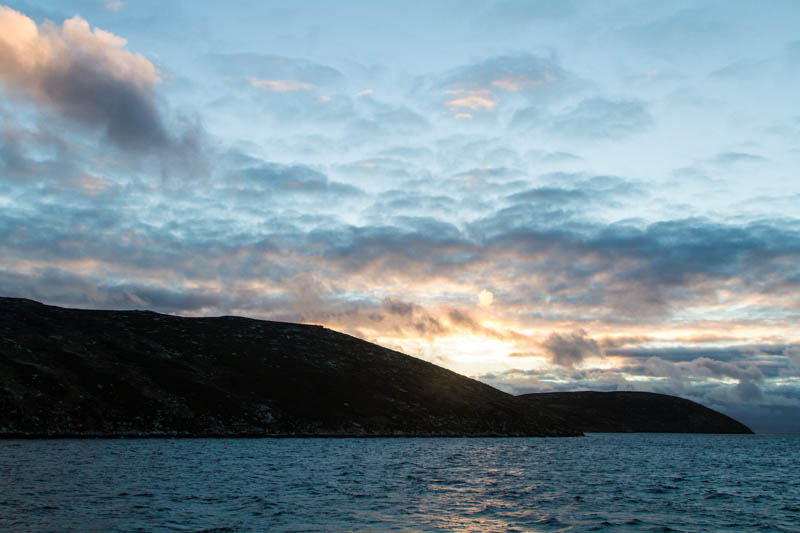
[0,298,753,437]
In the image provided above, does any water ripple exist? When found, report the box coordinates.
[0,434,798,531]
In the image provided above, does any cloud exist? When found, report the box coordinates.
[443,89,496,111]
[0,6,165,151]
[440,54,565,94]
[734,380,762,402]
[432,54,577,117]
[0,0,798,437]
[351,100,430,136]
[3,178,798,327]
[548,98,653,139]
[249,79,313,92]
[377,299,447,337]
[617,7,743,64]
[364,191,459,219]
[104,1,125,12]
[207,52,343,87]
[506,186,590,206]
[478,289,493,307]
[0,118,80,181]
[609,345,791,364]
[0,267,222,313]
[238,163,363,197]
[491,74,553,91]
[541,330,602,367]
[711,152,767,166]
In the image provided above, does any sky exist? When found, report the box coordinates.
[1,0,799,432]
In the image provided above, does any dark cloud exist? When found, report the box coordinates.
[3,180,798,324]
[239,163,363,197]
[0,8,209,180]
[374,299,447,338]
[448,308,478,328]
[0,267,223,313]
[609,344,794,364]
[365,191,459,219]
[472,215,800,318]
[383,298,414,316]
[541,329,602,367]
[476,353,800,432]
[0,119,80,182]
[43,57,167,150]
[734,380,762,402]
[0,8,166,151]
[506,186,590,206]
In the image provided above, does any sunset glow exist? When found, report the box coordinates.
[1,1,799,431]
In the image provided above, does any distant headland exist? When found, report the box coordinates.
[0,298,752,437]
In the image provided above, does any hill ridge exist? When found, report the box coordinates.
[0,298,752,436]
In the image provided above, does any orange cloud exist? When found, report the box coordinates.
[478,289,494,307]
[0,6,158,92]
[443,89,496,111]
[490,70,553,91]
[0,6,170,151]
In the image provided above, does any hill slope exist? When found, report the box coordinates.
[0,298,578,437]
[0,298,753,437]
[517,391,753,434]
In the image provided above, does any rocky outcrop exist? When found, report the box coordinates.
[516,391,753,434]
[0,298,578,437]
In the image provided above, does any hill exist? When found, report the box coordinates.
[0,297,577,437]
[517,391,753,434]
[0,298,753,437]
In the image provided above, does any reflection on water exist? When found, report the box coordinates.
[1,434,798,531]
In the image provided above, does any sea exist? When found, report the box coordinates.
[1,433,798,532]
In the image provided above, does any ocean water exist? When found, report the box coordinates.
[1,434,798,532]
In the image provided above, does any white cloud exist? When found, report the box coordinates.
[249,79,313,92]
[104,1,125,12]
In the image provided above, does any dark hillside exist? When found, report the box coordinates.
[0,298,577,437]
[0,298,752,437]
[516,391,753,434]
